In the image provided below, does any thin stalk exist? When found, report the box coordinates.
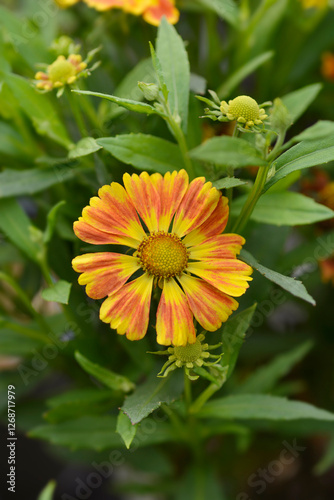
[0,271,51,334]
[184,370,192,411]
[66,88,87,136]
[232,163,270,235]
[2,321,53,344]
[189,381,221,415]
[167,117,195,180]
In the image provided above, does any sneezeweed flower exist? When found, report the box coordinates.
[62,0,179,25]
[35,54,87,96]
[321,52,334,81]
[220,95,268,129]
[154,333,223,379]
[72,170,252,346]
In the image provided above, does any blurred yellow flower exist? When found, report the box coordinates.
[55,0,80,7]
[300,0,327,8]
[35,54,87,92]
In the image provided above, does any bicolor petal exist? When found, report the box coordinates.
[179,274,238,331]
[80,182,146,243]
[72,252,140,299]
[142,0,179,26]
[172,177,220,238]
[151,170,188,232]
[123,0,152,14]
[187,259,252,297]
[123,172,160,233]
[73,218,139,248]
[156,279,196,346]
[83,0,125,11]
[183,196,229,247]
[100,273,153,340]
[189,234,245,261]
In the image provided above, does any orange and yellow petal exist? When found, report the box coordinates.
[123,172,160,233]
[123,0,152,14]
[156,279,195,346]
[183,196,229,247]
[73,217,139,248]
[172,177,220,238]
[189,234,245,261]
[81,182,146,243]
[100,273,153,340]
[72,252,140,299]
[187,259,252,297]
[151,170,188,232]
[142,0,179,26]
[83,0,125,10]
[179,274,238,331]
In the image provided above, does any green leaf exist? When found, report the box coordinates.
[29,415,122,451]
[0,323,45,356]
[1,73,72,148]
[0,198,42,263]
[149,42,169,101]
[104,58,154,120]
[232,192,334,226]
[217,51,274,98]
[29,415,174,451]
[236,340,313,394]
[75,351,135,393]
[212,177,248,190]
[68,137,102,159]
[121,370,184,424]
[73,90,160,115]
[97,134,184,174]
[281,83,322,125]
[197,394,334,422]
[265,136,334,191]
[0,6,49,67]
[193,0,239,26]
[0,167,75,199]
[41,280,72,305]
[156,18,190,132]
[240,249,316,305]
[37,481,56,500]
[44,201,66,244]
[221,304,257,379]
[189,136,267,168]
[44,389,114,423]
[116,411,138,449]
[292,120,334,143]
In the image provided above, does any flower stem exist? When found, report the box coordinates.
[189,382,221,415]
[232,163,270,235]
[66,88,87,137]
[0,271,51,335]
[184,369,192,411]
[168,117,195,180]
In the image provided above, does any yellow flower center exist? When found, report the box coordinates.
[48,57,76,83]
[228,95,260,122]
[173,336,203,363]
[137,232,188,279]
